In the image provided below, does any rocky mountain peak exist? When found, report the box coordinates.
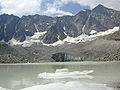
[92,4,115,16]
[93,4,108,11]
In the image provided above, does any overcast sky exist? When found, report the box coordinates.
[0,0,120,17]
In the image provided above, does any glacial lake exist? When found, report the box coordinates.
[0,62,120,90]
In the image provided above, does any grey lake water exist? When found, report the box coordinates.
[0,62,120,90]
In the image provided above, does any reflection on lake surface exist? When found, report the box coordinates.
[0,62,120,90]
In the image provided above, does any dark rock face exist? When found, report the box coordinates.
[0,4,120,44]
[0,14,20,42]
[73,10,91,34]
[51,52,81,62]
[51,53,65,62]
[43,16,78,44]
[14,15,56,42]
[43,11,91,44]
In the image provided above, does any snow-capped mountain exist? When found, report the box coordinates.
[0,4,120,47]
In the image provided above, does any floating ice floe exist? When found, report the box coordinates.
[38,68,94,79]
[21,81,115,90]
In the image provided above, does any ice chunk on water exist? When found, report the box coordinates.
[21,81,115,90]
[38,68,94,79]
[55,68,69,73]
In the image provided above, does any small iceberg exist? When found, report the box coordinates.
[55,68,69,73]
[38,68,94,79]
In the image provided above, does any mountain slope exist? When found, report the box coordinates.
[10,38,120,62]
[0,42,25,63]
[0,4,119,46]
[83,4,120,35]
[14,15,56,42]
[43,4,120,44]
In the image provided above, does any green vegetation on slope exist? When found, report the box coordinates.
[108,30,120,41]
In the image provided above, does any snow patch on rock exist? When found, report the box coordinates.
[90,30,97,35]
[9,31,47,47]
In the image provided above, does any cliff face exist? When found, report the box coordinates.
[0,4,120,44]
[83,4,120,35]
[14,15,56,42]
[0,14,20,42]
